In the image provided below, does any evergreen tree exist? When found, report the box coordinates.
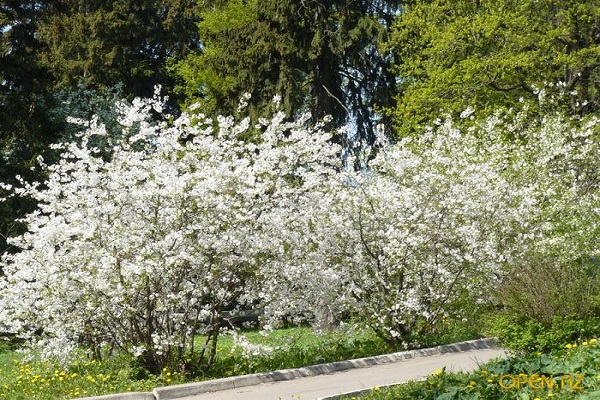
[38,0,200,99]
[1,1,201,255]
[387,0,600,134]
[175,0,401,147]
[0,1,61,254]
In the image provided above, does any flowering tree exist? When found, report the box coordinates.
[262,109,600,346]
[0,94,340,373]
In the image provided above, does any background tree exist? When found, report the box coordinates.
[387,0,600,134]
[175,0,402,148]
[38,0,200,99]
[0,1,61,255]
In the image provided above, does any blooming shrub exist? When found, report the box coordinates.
[1,89,598,373]
[305,116,529,344]
[0,95,340,373]
[263,109,600,347]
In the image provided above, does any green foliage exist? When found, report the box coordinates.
[492,256,600,327]
[355,337,600,400]
[37,0,200,99]
[405,314,485,351]
[484,315,600,356]
[387,0,600,134]
[174,0,401,146]
[484,235,600,355]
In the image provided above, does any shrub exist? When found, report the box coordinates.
[262,110,600,348]
[485,314,600,355]
[0,94,340,374]
[493,255,600,325]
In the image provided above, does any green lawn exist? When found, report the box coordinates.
[0,325,411,399]
[1,319,597,399]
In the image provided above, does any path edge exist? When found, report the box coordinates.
[75,337,498,400]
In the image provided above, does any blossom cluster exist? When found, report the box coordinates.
[0,94,340,372]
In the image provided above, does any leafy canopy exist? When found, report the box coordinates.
[387,0,600,134]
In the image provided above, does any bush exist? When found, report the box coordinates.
[487,248,600,355]
[493,254,600,325]
[485,314,600,355]
[268,109,600,349]
[0,94,340,374]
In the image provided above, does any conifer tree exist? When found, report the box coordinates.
[38,0,200,99]
[176,0,402,147]
[0,1,60,254]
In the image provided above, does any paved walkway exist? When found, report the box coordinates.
[175,347,506,400]
[78,339,506,400]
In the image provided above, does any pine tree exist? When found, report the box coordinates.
[38,0,200,99]
[175,0,402,147]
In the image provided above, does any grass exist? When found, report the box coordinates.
[3,317,597,399]
[349,337,600,400]
[0,322,480,399]
[0,351,186,399]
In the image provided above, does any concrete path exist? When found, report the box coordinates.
[77,338,506,400]
[174,347,505,400]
